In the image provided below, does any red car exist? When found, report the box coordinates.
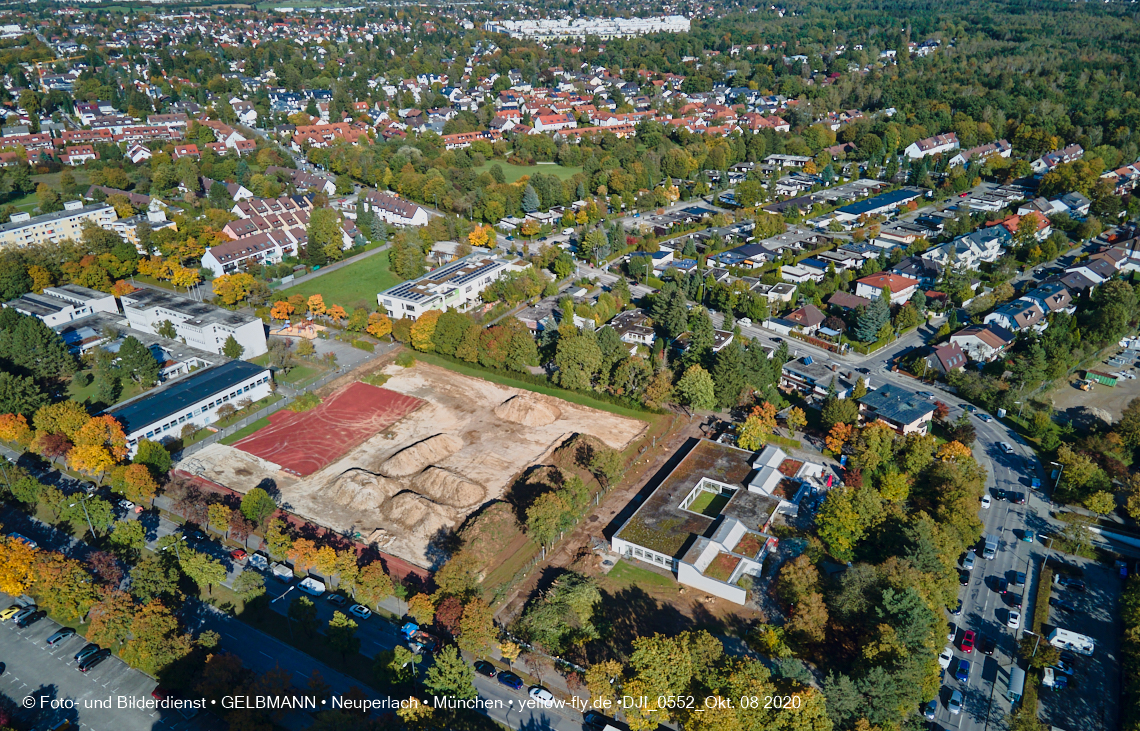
[229,549,247,562]
[961,630,975,654]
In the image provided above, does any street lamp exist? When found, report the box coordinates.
[161,534,187,560]
[69,495,97,540]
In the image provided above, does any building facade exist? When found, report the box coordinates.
[0,201,117,248]
[121,289,268,358]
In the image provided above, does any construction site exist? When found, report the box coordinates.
[180,361,647,568]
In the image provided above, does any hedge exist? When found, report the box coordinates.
[351,339,375,352]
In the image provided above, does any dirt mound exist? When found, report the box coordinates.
[411,467,487,509]
[494,394,561,427]
[322,469,402,510]
[386,491,456,534]
[378,433,464,477]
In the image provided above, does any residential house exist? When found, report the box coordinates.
[780,357,860,399]
[360,191,429,227]
[1031,144,1083,175]
[858,384,934,435]
[949,140,1012,167]
[765,303,825,336]
[854,272,920,305]
[984,299,1046,332]
[924,343,968,375]
[949,323,1015,362]
[904,133,959,160]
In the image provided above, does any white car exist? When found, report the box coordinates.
[738,318,752,328]
[528,686,555,706]
[981,495,991,509]
[1007,610,1021,629]
[962,551,976,571]
[948,689,963,715]
[1000,442,1014,454]
[118,500,136,511]
[939,646,954,670]
[349,604,372,620]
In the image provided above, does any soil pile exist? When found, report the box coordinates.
[378,434,464,477]
[411,467,487,509]
[322,469,401,510]
[494,394,561,427]
[386,492,456,536]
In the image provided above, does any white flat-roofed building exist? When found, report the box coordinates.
[378,253,521,319]
[3,284,118,327]
[121,289,268,358]
[106,360,272,455]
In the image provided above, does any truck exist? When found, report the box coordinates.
[1048,628,1095,656]
[298,577,326,596]
[270,562,293,582]
[983,533,999,560]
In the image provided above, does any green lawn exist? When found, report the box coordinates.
[687,490,731,517]
[220,417,270,445]
[7,191,37,214]
[278,364,324,387]
[604,559,678,591]
[474,161,583,184]
[68,370,146,406]
[33,170,91,190]
[278,250,399,311]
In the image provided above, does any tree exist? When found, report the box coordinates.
[787,591,829,642]
[288,595,319,636]
[128,555,181,604]
[675,364,716,411]
[327,611,361,659]
[853,290,890,342]
[86,590,135,649]
[356,563,394,606]
[0,412,32,447]
[0,373,47,418]
[712,341,745,408]
[821,396,859,429]
[522,185,540,213]
[241,487,278,526]
[737,402,778,451]
[156,319,178,339]
[118,336,159,386]
[133,439,172,477]
[407,593,436,625]
[458,598,496,656]
[109,463,158,503]
[207,503,232,535]
[234,570,266,601]
[120,600,194,676]
[785,407,806,436]
[108,520,146,560]
[410,310,441,352]
[222,335,245,359]
[1084,491,1115,517]
[555,333,603,390]
[212,272,258,306]
[423,645,476,700]
[180,550,227,595]
[366,312,392,339]
[0,535,38,595]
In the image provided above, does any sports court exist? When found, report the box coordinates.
[234,382,424,476]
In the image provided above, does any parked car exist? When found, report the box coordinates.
[1050,598,1077,613]
[1022,530,1035,543]
[1007,610,1021,629]
[979,414,993,422]
[959,571,970,586]
[955,659,971,682]
[924,699,937,721]
[326,594,347,607]
[994,488,1007,501]
[74,643,100,664]
[962,551,976,571]
[583,711,617,730]
[981,495,991,509]
[77,648,111,672]
[117,500,135,511]
[1010,492,1026,505]
[528,686,555,706]
[1053,660,1074,676]
[229,549,247,562]
[947,622,957,641]
[1000,442,1015,454]
[917,391,935,399]
[981,635,996,655]
[474,660,497,678]
[939,647,954,669]
[16,609,45,628]
[950,599,962,616]
[46,627,75,646]
[497,671,523,690]
[961,630,975,654]
[948,689,963,714]
[0,604,21,622]
[349,604,372,620]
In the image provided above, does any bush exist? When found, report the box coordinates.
[395,351,415,368]
[288,392,321,412]
[351,339,375,352]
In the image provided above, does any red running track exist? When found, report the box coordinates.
[234,382,424,477]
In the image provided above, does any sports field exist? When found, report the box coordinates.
[233,382,424,476]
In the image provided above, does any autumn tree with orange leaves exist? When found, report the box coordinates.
[0,413,32,447]
[270,301,295,321]
[826,422,854,454]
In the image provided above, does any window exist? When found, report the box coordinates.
[222,395,229,402]
[178,416,186,424]
[162,424,171,432]
[243,385,250,393]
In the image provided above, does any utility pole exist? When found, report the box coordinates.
[69,495,97,540]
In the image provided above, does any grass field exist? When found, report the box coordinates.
[32,170,91,190]
[687,490,730,517]
[604,559,678,591]
[474,161,582,184]
[221,417,270,445]
[278,250,399,310]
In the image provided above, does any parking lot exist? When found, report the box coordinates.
[1037,558,1121,730]
[0,595,216,731]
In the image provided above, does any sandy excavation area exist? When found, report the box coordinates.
[183,362,646,568]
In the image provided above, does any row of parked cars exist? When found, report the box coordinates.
[472,660,555,706]
[1,603,110,672]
